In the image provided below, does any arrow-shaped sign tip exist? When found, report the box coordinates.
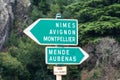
[79,48,89,64]
[23,19,41,45]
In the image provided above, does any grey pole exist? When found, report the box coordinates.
[55,13,62,80]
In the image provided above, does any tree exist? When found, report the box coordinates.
[63,0,120,44]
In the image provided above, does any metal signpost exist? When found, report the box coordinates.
[23,13,89,80]
[55,13,63,80]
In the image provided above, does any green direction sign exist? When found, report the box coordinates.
[23,19,78,45]
[46,47,89,65]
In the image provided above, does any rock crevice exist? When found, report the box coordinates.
[0,0,14,50]
[0,0,31,50]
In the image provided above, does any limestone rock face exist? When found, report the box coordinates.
[0,0,31,50]
[83,37,120,69]
[0,0,14,50]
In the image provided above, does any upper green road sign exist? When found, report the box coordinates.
[23,19,78,45]
[46,47,89,65]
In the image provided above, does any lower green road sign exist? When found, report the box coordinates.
[46,47,89,65]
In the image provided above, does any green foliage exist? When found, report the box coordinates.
[1,0,120,80]
[63,0,120,44]
[30,0,50,20]
[81,68,102,80]
[86,0,104,8]
[8,31,17,46]
[47,4,61,18]
[91,68,102,79]
[31,6,43,20]
[106,4,120,17]
[0,52,21,70]
[0,52,30,80]
[8,35,54,80]
[0,75,3,80]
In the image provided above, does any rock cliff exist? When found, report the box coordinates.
[0,0,30,50]
[0,0,14,50]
